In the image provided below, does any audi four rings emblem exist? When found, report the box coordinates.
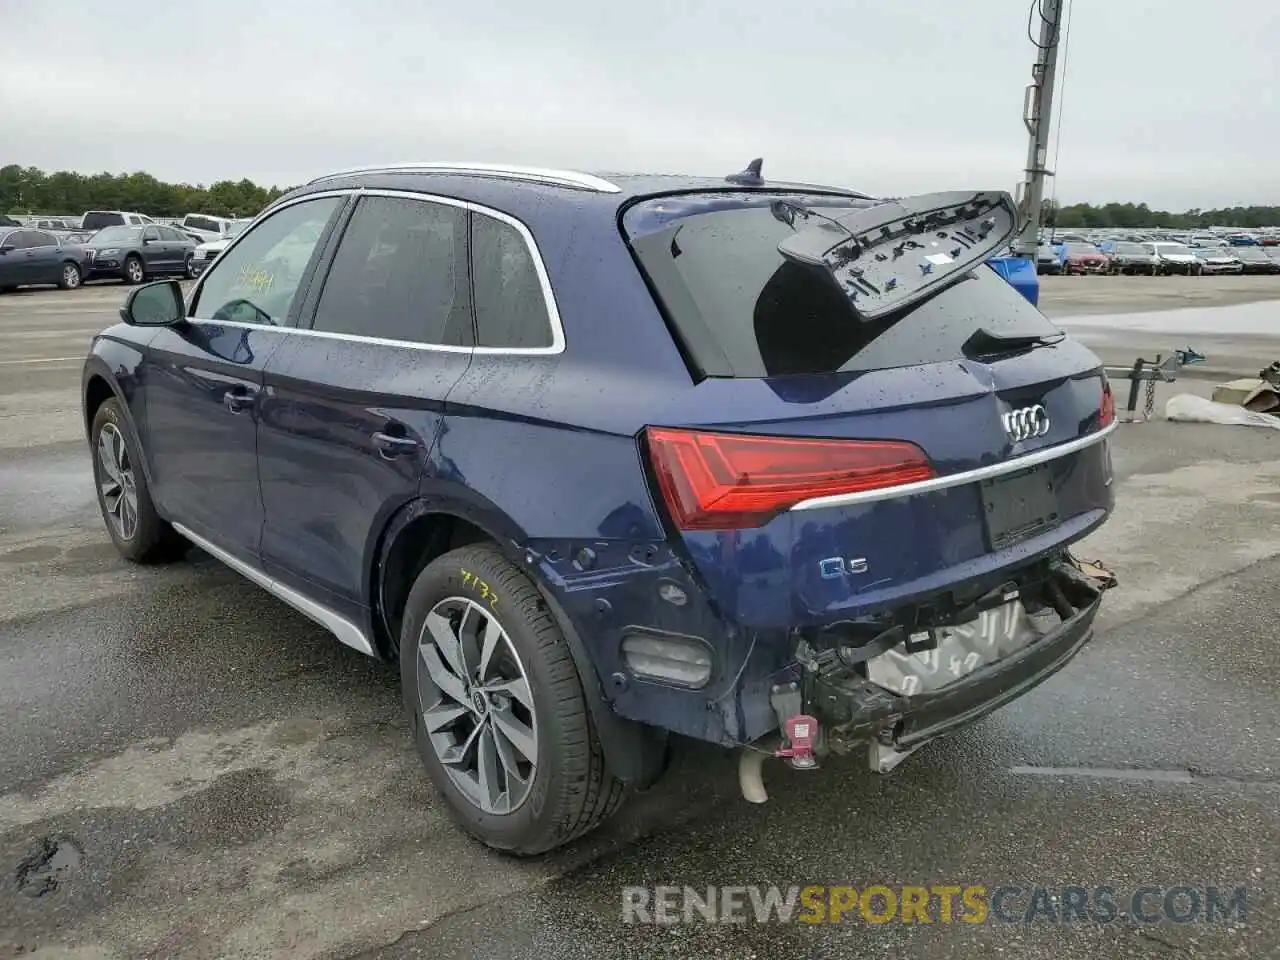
[1002,404,1051,442]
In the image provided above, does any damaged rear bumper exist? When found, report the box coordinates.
[810,559,1104,758]
[739,559,1109,801]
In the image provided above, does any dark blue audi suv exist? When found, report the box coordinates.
[81,161,1117,854]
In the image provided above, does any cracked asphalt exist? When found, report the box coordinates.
[1,278,1279,959]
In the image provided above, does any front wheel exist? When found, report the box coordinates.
[123,255,145,285]
[184,255,196,279]
[400,543,626,855]
[59,262,82,290]
[90,399,186,563]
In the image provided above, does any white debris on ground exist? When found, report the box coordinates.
[1166,393,1280,429]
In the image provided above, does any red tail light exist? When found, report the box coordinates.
[1100,376,1116,427]
[644,428,935,531]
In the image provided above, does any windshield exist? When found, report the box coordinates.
[90,226,141,244]
[1113,243,1147,255]
[625,197,1062,378]
[1064,243,1098,256]
[1154,243,1192,255]
[228,220,250,238]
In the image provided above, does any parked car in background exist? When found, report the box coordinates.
[81,163,1117,854]
[81,210,156,230]
[179,213,243,244]
[189,219,251,277]
[1108,241,1161,275]
[82,225,197,284]
[1146,242,1202,275]
[1192,247,1243,275]
[1035,241,1065,274]
[1232,246,1280,274]
[27,217,78,231]
[1063,242,1113,275]
[0,227,91,291]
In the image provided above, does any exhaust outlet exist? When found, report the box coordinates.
[738,738,779,804]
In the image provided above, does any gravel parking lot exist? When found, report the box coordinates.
[2,279,1279,959]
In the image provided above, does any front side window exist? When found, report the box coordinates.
[142,226,160,241]
[192,196,341,326]
[159,226,187,242]
[472,213,554,349]
[310,195,471,347]
[29,230,56,247]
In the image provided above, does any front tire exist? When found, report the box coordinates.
[90,399,185,563]
[184,255,196,279]
[400,543,626,855]
[59,262,82,290]
[123,255,145,285]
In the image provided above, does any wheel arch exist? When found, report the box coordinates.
[372,492,668,788]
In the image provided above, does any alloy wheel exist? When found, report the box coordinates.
[416,596,538,815]
[63,264,80,288]
[97,422,139,540]
[127,259,143,283]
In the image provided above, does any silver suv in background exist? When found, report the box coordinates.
[81,211,155,230]
[179,213,241,244]
[189,219,252,276]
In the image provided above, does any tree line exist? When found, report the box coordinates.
[1044,200,1280,230]
[4,163,1278,229]
[1,165,290,219]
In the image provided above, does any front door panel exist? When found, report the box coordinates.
[143,322,285,558]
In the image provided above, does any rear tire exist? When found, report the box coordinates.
[400,543,626,855]
[59,262,82,290]
[90,399,186,563]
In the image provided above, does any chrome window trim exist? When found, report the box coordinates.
[187,187,566,356]
[174,523,375,656]
[306,162,621,194]
[790,421,1118,512]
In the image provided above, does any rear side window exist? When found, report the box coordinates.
[311,196,472,347]
[82,212,123,229]
[626,200,1062,378]
[472,213,554,349]
[184,215,219,232]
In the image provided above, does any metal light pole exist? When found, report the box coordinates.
[1012,0,1066,257]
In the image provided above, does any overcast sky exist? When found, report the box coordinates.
[3,0,1275,209]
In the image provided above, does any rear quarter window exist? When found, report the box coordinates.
[625,200,1062,378]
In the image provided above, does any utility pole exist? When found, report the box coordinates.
[1012,0,1066,257]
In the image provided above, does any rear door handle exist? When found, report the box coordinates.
[372,431,421,460]
[223,387,256,414]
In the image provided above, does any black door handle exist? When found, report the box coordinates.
[372,431,420,460]
[223,388,254,414]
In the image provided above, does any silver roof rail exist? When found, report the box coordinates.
[306,162,621,194]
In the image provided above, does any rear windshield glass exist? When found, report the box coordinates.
[82,211,124,229]
[625,198,1062,378]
